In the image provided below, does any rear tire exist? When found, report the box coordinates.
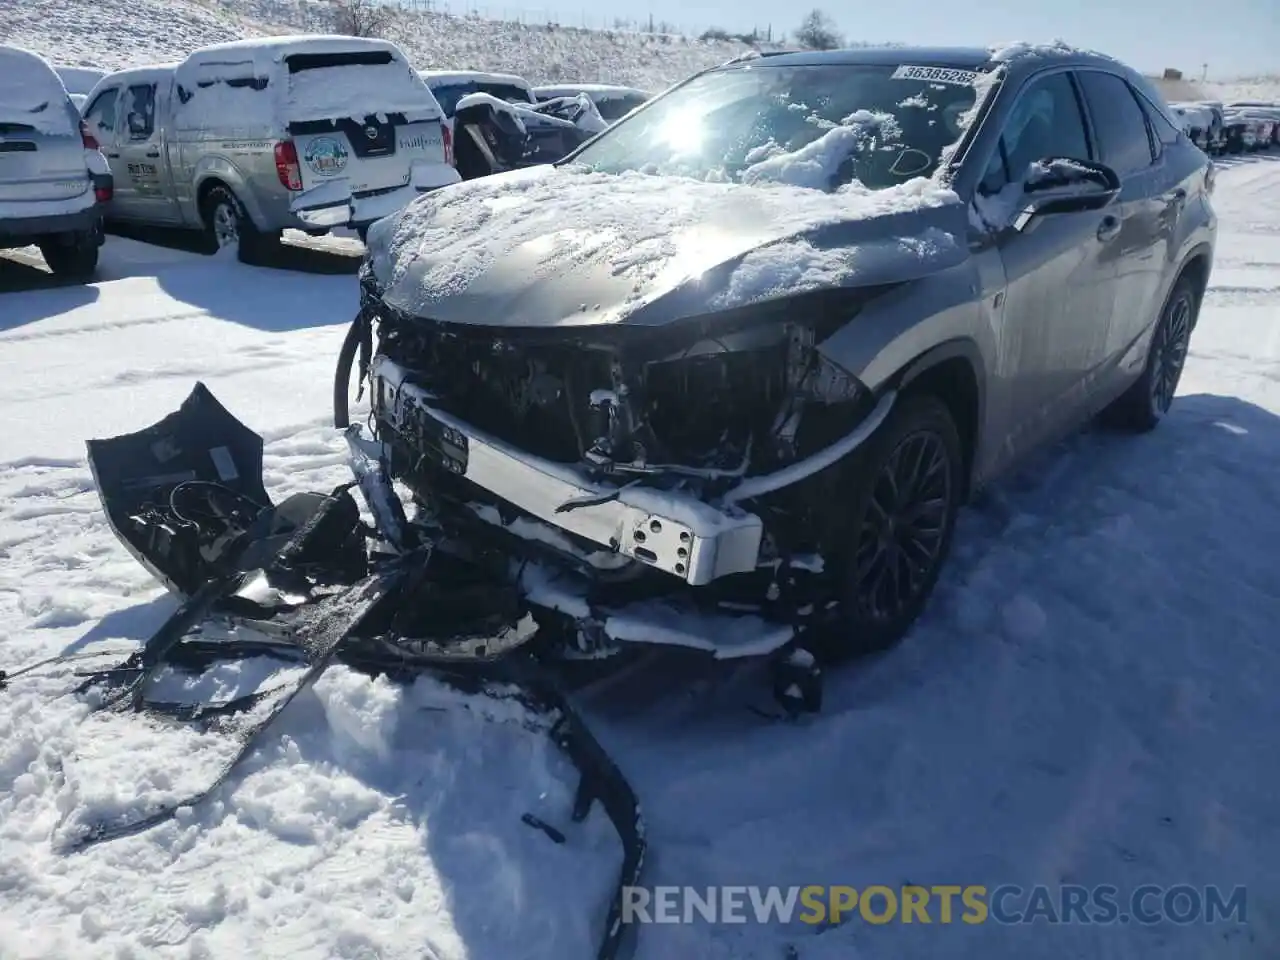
[813,393,965,663]
[39,229,99,281]
[1102,275,1197,432]
[202,185,281,266]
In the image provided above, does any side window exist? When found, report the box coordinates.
[1075,71,1155,174]
[83,87,119,135]
[995,72,1091,185]
[125,84,156,141]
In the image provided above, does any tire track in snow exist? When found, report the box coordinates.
[0,309,210,344]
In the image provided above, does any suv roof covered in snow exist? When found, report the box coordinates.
[0,45,80,134]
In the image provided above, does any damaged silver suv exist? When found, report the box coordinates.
[341,43,1216,664]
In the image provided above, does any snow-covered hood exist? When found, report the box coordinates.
[367,165,968,329]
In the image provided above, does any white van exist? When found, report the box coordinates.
[82,35,460,263]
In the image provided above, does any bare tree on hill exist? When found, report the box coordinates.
[330,0,392,38]
[794,8,842,50]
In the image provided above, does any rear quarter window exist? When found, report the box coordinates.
[1137,95,1184,152]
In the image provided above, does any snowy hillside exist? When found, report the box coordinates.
[1206,75,1280,101]
[1,0,756,89]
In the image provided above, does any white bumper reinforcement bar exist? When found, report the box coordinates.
[362,356,765,585]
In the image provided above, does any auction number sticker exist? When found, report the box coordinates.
[891,65,982,85]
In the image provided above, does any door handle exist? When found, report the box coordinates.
[105,151,120,158]
[145,150,160,158]
[1097,216,1121,242]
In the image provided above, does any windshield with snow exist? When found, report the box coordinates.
[567,62,986,190]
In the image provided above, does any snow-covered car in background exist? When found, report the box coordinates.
[1222,109,1275,152]
[419,68,538,116]
[532,82,650,122]
[81,35,460,263]
[446,88,607,179]
[54,65,106,112]
[417,68,610,179]
[1226,102,1280,148]
[1169,100,1225,153]
[324,44,1217,665]
[0,46,113,280]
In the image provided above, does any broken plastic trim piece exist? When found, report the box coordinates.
[345,424,414,551]
[59,567,399,852]
[54,381,650,960]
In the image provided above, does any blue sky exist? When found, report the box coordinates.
[501,0,1275,79]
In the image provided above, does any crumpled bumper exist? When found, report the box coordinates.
[292,165,462,230]
[368,355,765,587]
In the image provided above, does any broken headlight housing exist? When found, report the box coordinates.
[367,294,877,492]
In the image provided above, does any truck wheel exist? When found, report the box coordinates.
[39,230,99,281]
[203,185,281,266]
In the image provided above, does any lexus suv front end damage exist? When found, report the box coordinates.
[341,278,901,660]
[57,42,1214,960]
[336,42,1216,665]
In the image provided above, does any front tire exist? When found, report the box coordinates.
[1103,275,1197,432]
[39,229,99,280]
[816,393,965,662]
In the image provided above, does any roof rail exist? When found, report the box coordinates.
[720,47,797,67]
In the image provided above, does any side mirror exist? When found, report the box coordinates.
[1013,157,1120,230]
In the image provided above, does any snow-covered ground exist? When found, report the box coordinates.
[1,0,757,92]
[3,149,1280,959]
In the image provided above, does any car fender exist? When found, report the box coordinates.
[1159,240,1214,326]
[192,156,270,231]
[817,257,996,401]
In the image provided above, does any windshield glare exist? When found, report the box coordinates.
[568,63,985,191]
